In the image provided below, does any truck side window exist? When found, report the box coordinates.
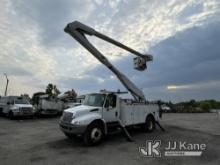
[8,98,13,104]
[107,94,116,108]
[1,97,7,104]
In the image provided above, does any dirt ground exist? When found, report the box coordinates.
[0,113,219,165]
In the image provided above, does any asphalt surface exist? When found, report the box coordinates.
[0,113,219,165]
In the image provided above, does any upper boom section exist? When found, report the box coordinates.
[64,21,153,101]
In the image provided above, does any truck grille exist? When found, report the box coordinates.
[21,107,32,114]
[62,112,73,123]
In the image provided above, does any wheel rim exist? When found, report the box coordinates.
[90,127,102,143]
[148,120,153,130]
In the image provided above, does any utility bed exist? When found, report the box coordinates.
[120,100,159,126]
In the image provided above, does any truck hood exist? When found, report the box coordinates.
[64,105,100,115]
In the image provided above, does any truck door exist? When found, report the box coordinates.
[2,97,10,114]
[0,97,4,113]
[102,94,119,122]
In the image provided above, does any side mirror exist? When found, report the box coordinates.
[109,106,113,109]
[7,102,10,105]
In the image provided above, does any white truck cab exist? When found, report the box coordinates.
[59,92,160,145]
[0,96,35,119]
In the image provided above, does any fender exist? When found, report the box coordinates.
[71,112,108,134]
[71,112,102,126]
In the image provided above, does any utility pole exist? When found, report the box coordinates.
[4,73,9,96]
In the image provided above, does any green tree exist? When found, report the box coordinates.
[189,99,196,107]
[199,101,211,111]
[210,99,217,109]
[45,83,60,97]
[53,85,61,96]
[46,83,53,96]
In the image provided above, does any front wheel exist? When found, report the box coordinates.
[141,115,155,133]
[83,122,104,146]
[8,111,14,120]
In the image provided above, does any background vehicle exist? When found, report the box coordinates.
[58,90,81,109]
[0,96,35,119]
[161,104,171,113]
[59,21,161,145]
[34,94,64,116]
[76,95,85,104]
[63,95,86,109]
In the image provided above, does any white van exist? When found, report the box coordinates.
[0,96,35,119]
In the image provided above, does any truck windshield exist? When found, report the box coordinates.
[83,94,106,107]
[14,99,29,104]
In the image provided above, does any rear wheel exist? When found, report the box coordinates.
[0,108,3,116]
[141,115,155,133]
[84,122,104,146]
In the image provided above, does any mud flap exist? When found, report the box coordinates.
[118,120,134,142]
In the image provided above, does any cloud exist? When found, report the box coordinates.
[58,74,125,95]
[167,80,220,91]
[144,21,220,87]
[0,66,31,77]
[11,0,95,48]
[0,0,220,102]
[82,21,220,101]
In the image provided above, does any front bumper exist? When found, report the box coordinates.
[39,109,59,115]
[13,111,34,116]
[59,121,87,135]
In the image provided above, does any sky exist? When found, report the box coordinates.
[0,0,220,102]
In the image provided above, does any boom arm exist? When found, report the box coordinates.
[64,21,153,101]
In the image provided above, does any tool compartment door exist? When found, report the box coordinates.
[132,105,143,124]
[120,103,134,126]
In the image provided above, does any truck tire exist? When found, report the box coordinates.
[142,115,155,133]
[8,111,14,120]
[83,122,104,146]
[0,108,3,116]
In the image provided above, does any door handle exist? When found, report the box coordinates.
[115,111,118,117]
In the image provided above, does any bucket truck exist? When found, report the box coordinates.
[59,21,162,145]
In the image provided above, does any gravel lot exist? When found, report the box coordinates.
[0,113,219,165]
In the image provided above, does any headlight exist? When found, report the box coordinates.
[32,106,37,112]
[12,108,19,112]
[61,111,75,122]
[70,112,76,119]
[72,120,80,125]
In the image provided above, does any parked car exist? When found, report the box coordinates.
[0,96,35,119]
